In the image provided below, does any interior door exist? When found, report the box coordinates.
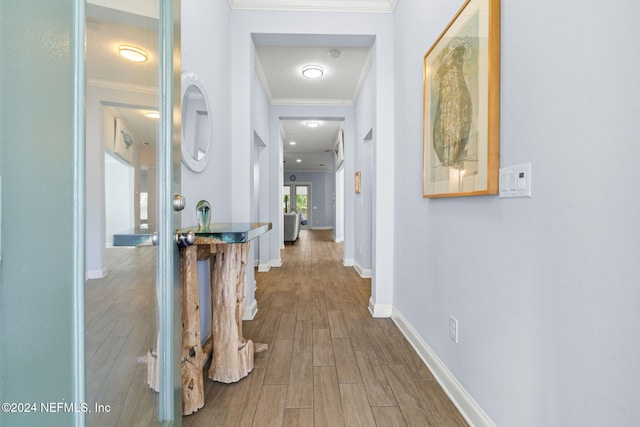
[84,0,182,423]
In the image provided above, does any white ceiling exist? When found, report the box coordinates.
[281,119,343,172]
[254,33,373,172]
[87,1,378,172]
[255,45,371,105]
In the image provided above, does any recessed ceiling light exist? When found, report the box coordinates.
[289,141,297,145]
[144,111,160,119]
[302,65,324,79]
[119,45,148,62]
[305,121,319,128]
[296,159,302,163]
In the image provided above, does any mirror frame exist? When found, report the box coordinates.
[180,71,212,173]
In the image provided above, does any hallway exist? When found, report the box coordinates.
[184,230,467,426]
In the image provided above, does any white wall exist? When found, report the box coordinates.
[393,0,640,425]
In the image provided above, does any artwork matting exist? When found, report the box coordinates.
[423,0,500,198]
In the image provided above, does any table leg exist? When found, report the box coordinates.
[180,245,207,415]
[208,241,266,383]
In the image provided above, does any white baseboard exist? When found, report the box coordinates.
[258,263,271,272]
[334,236,344,243]
[368,297,393,318]
[353,261,372,278]
[270,258,282,268]
[312,226,333,230]
[243,299,258,320]
[86,269,107,280]
[391,308,496,427]
[343,258,354,267]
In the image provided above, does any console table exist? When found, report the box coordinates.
[179,222,271,415]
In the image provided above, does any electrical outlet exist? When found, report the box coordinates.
[449,316,459,344]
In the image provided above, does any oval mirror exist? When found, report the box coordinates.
[181,72,212,172]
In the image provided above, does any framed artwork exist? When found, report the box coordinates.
[334,131,344,169]
[355,171,361,194]
[423,0,500,198]
[114,117,135,165]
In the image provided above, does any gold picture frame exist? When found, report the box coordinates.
[355,171,361,194]
[423,0,500,198]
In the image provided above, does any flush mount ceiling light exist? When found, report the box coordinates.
[296,159,302,163]
[302,65,324,79]
[289,141,297,145]
[119,45,148,62]
[144,111,160,119]
[305,121,319,128]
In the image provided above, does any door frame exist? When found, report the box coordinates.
[77,0,182,424]
[283,181,313,230]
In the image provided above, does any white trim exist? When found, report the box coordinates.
[87,78,158,95]
[258,262,271,272]
[334,236,344,243]
[391,308,497,427]
[351,49,373,104]
[228,0,397,13]
[86,269,107,280]
[343,258,354,267]
[311,226,333,230]
[272,97,353,106]
[270,258,283,268]
[353,261,372,278]
[368,297,392,318]
[254,54,273,102]
[243,299,258,320]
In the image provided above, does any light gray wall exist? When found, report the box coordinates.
[181,0,232,224]
[85,83,157,278]
[354,57,376,274]
[393,0,640,425]
[283,171,335,229]
[231,10,395,313]
[252,61,272,271]
[272,104,355,265]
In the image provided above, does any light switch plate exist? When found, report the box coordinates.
[499,163,532,198]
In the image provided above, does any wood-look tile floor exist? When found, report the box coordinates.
[184,230,468,427]
[85,246,158,427]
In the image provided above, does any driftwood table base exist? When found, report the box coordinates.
[180,236,269,415]
[180,245,207,415]
[208,241,268,383]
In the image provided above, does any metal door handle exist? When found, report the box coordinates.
[174,229,195,248]
[173,194,186,211]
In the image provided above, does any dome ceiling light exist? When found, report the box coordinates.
[301,65,324,79]
[119,45,149,62]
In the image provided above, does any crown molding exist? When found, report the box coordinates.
[87,78,158,95]
[271,98,353,106]
[254,54,274,102]
[228,0,397,13]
